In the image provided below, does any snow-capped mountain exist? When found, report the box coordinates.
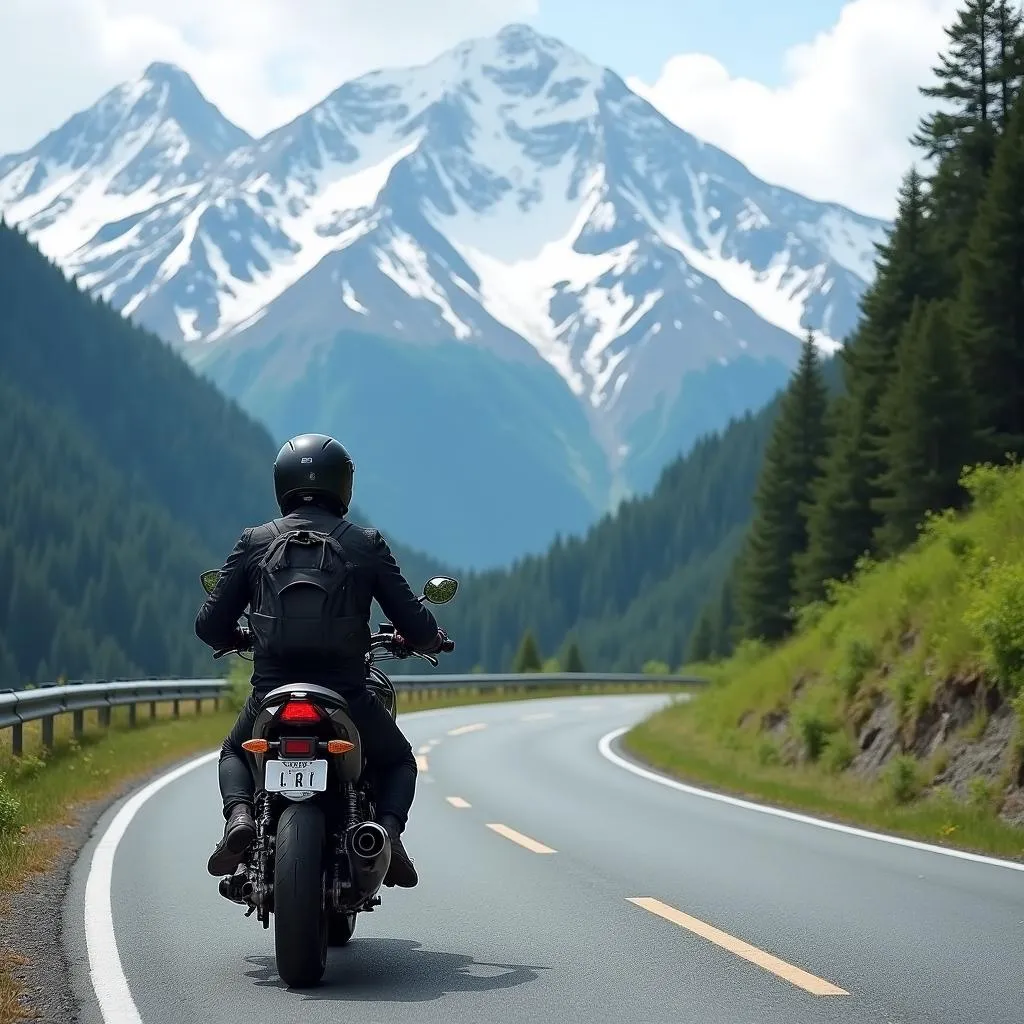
[0,25,890,568]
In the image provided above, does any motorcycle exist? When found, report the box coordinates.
[198,568,459,987]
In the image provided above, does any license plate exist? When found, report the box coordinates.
[264,759,328,793]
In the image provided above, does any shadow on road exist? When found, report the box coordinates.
[244,938,550,1002]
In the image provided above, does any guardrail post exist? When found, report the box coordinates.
[173,699,180,718]
[128,703,136,727]
[149,700,157,719]
[100,706,111,727]
[73,709,84,738]
[11,722,22,757]
[41,715,54,749]
[195,698,202,714]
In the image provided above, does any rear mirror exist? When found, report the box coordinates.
[200,569,221,595]
[422,576,459,605]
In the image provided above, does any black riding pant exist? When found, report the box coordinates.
[218,686,417,831]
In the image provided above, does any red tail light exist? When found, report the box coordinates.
[279,700,321,724]
[280,737,315,757]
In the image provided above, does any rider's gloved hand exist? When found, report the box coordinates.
[437,629,455,653]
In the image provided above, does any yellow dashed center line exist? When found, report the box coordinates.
[448,722,488,736]
[486,823,556,854]
[415,755,429,772]
[521,712,555,721]
[446,796,471,808]
[627,898,849,996]
[416,745,431,755]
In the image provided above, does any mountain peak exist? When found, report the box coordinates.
[140,61,197,89]
[494,22,564,51]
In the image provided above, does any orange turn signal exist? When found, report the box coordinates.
[326,740,355,755]
[242,739,269,753]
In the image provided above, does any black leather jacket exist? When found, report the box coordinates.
[195,504,441,690]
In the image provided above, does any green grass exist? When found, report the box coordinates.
[627,463,1024,862]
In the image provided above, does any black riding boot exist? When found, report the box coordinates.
[379,813,418,888]
[207,802,256,877]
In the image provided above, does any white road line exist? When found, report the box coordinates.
[85,750,220,1023]
[447,722,487,736]
[598,727,1024,873]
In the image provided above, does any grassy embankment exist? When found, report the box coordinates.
[627,463,1024,861]
[0,665,689,1020]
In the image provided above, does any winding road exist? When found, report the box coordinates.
[65,694,1024,1024]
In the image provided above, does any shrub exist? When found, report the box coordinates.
[794,708,834,762]
[9,753,47,782]
[0,774,20,834]
[967,776,1001,812]
[794,600,828,633]
[960,462,1007,508]
[642,660,671,676]
[822,732,856,774]
[964,559,1024,693]
[836,636,877,702]
[885,756,922,805]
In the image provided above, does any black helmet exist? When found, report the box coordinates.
[273,433,354,515]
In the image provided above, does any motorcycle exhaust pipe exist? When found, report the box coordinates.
[344,821,391,898]
[218,876,253,904]
[349,821,388,860]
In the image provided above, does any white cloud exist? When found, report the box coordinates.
[627,0,962,220]
[0,0,537,153]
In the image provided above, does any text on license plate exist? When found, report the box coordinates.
[264,759,328,793]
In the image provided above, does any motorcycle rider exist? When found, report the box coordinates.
[195,432,450,888]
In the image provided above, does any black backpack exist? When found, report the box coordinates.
[248,519,370,662]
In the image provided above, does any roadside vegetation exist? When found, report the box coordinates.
[627,462,1024,860]
[626,1,1024,863]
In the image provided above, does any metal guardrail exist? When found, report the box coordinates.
[0,672,704,756]
[0,678,225,756]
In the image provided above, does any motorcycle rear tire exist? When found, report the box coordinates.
[274,802,328,987]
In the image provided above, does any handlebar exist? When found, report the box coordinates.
[214,627,455,666]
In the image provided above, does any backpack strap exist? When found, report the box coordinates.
[328,520,355,543]
[317,520,354,571]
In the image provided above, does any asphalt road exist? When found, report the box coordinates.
[65,694,1024,1024]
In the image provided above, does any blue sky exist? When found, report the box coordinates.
[532,0,850,85]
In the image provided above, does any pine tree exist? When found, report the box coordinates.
[914,0,1005,161]
[872,300,975,553]
[714,574,738,656]
[686,607,716,663]
[994,0,1024,122]
[913,1,1024,267]
[797,170,943,602]
[957,88,1024,461]
[512,630,543,672]
[562,639,585,673]
[738,332,830,641]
